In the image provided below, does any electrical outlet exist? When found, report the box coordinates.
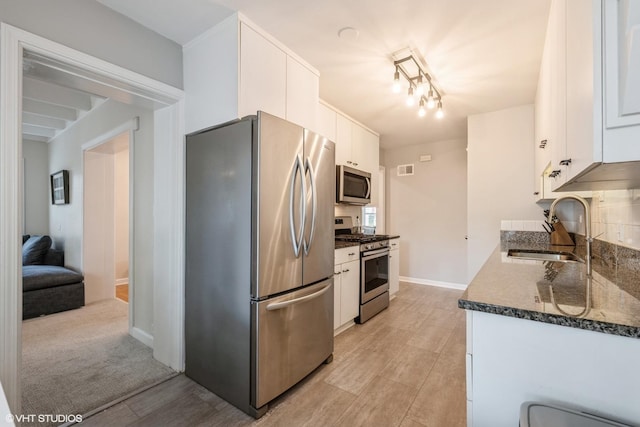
[618,222,624,242]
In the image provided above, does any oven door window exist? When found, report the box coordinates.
[362,252,389,301]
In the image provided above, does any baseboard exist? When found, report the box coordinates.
[399,276,468,291]
[131,327,154,348]
[333,320,355,337]
[115,278,128,286]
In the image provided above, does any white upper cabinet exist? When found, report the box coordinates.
[331,108,380,206]
[286,56,319,131]
[184,13,319,134]
[335,113,353,167]
[602,0,640,161]
[535,0,640,192]
[238,23,287,119]
[316,102,337,142]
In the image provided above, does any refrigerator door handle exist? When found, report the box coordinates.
[303,158,317,256]
[289,154,305,257]
[265,282,332,311]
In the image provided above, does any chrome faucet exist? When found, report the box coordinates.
[548,195,592,275]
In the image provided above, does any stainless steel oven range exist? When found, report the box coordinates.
[335,216,390,323]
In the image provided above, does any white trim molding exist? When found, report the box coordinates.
[0,23,24,415]
[0,23,185,413]
[131,327,154,349]
[400,276,468,291]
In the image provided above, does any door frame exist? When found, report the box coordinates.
[0,24,186,413]
[82,119,141,343]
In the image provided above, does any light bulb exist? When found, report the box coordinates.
[406,86,415,107]
[435,100,444,119]
[392,69,401,93]
[415,75,425,96]
[418,99,426,117]
[426,89,435,109]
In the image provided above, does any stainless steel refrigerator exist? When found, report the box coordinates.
[185,111,335,418]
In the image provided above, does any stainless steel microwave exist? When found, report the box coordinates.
[336,165,371,205]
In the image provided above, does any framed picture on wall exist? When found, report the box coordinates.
[50,170,69,205]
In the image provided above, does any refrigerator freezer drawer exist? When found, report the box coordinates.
[252,279,334,409]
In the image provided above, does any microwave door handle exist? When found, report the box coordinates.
[303,158,317,256]
[289,154,304,257]
[365,176,371,199]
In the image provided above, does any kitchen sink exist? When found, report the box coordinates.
[507,249,584,263]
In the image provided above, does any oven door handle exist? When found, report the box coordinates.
[361,248,389,259]
[265,282,332,311]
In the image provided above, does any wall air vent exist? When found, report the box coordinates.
[397,164,414,176]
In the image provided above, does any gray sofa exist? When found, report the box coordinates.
[22,235,85,320]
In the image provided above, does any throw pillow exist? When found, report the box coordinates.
[22,235,30,245]
[22,235,52,265]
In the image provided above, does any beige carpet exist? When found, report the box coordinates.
[21,299,175,427]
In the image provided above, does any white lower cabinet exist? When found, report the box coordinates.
[388,238,400,296]
[466,310,640,426]
[334,247,360,332]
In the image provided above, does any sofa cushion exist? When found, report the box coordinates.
[23,265,84,292]
[22,235,52,265]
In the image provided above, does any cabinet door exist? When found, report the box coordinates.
[286,56,319,130]
[565,0,600,181]
[340,259,360,325]
[317,103,337,142]
[333,265,342,330]
[549,0,568,187]
[335,114,352,166]
[239,23,286,119]
[389,240,400,296]
[602,0,640,162]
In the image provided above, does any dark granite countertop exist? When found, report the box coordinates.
[387,235,400,240]
[459,231,640,338]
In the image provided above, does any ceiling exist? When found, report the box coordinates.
[22,56,106,143]
[96,0,551,149]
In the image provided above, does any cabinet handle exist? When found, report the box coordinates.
[348,252,356,256]
[346,160,353,165]
[549,169,561,178]
[353,162,358,166]
[559,158,572,166]
[334,271,341,275]
[389,255,393,258]
[539,139,547,149]
[533,192,540,196]
[342,269,349,273]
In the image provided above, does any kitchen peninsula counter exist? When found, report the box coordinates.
[459,232,640,338]
[460,231,640,426]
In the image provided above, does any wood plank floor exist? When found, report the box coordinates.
[82,282,466,427]
[116,284,128,303]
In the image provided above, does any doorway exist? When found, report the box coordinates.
[83,132,131,306]
[1,24,186,413]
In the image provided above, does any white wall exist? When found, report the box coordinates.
[382,139,468,286]
[83,150,116,303]
[467,105,541,282]
[22,140,49,235]
[48,99,155,335]
[0,0,182,88]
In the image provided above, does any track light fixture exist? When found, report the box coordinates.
[392,54,443,119]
